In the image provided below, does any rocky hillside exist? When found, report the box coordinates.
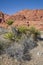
[0,10,43,65]
[0,9,43,30]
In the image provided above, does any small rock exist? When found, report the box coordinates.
[37,51,43,56]
[0,56,2,59]
[37,52,40,56]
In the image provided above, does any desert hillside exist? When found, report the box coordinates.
[0,10,43,65]
[0,9,43,30]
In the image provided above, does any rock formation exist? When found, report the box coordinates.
[0,12,4,23]
[0,9,43,30]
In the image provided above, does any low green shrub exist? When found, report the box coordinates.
[4,32,15,40]
[17,26,28,34]
[28,26,36,34]
[6,19,13,25]
[28,26,40,40]
[29,26,40,34]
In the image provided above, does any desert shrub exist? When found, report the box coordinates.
[28,26,40,40]
[28,26,40,34]
[14,26,29,41]
[17,26,29,34]
[28,26,36,34]
[6,19,13,25]
[4,32,15,40]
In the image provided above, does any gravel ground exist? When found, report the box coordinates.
[0,28,43,65]
[0,41,43,65]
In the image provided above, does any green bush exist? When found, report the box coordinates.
[29,26,40,34]
[28,26,36,34]
[7,19,13,25]
[28,26,40,40]
[17,26,28,34]
[4,32,15,40]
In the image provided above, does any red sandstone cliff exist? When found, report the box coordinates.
[0,9,43,30]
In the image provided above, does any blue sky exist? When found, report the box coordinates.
[0,0,43,14]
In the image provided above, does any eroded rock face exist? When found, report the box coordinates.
[0,9,43,30]
[6,9,43,30]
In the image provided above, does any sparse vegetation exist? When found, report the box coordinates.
[28,26,37,34]
[17,26,29,34]
[6,19,13,25]
[0,25,41,64]
[28,26,40,40]
[14,26,29,41]
[4,32,15,40]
